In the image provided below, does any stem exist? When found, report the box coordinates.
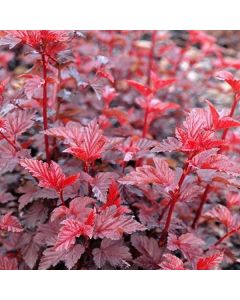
[192,184,210,229]
[52,67,62,162]
[192,93,239,228]
[214,226,240,247]
[54,66,62,122]
[83,162,90,174]
[41,52,50,164]
[147,31,157,87]
[142,106,149,138]
[158,200,171,223]
[0,131,18,151]
[159,162,191,246]
[59,190,66,206]
[221,93,239,140]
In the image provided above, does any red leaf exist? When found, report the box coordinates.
[97,69,114,84]
[102,180,121,208]
[19,74,44,100]
[119,157,175,188]
[190,148,240,174]
[216,70,234,82]
[127,80,152,97]
[44,122,83,147]
[206,100,240,130]
[94,206,145,240]
[51,197,94,222]
[159,254,185,270]
[85,209,96,227]
[103,108,128,125]
[102,86,118,105]
[150,71,175,92]
[0,213,23,233]
[204,204,233,228]
[148,99,179,114]
[55,219,93,251]
[5,109,35,138]
[168,233,205,262]
[226,192,240,209]
[0,77,10,94]
[20,158,79,193]
[175,108,224,152]
[63,120,107,165]
[197,252,224,270]
[62,174,80,188]
[216,70,240,92]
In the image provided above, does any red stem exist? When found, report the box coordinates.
[192,93,239,229]
[147,31,157,87]
[221,93,239,139]
[59,190,66,207]
[192,184,210,229]
[214,226,240,247]
[159,162,191,246]
[54,66,62,122]
[41,52,50,164]
[158,200,171,223]
[142,106,149,138]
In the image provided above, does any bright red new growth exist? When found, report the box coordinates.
[20,158,79,196]
[0,30,240,270]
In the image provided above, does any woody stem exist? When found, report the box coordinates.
[41,52,50,164]
[214,226,240,247]
[159,162,191,246]
[142,106,149,138]
[147,31,157,87]
[59,190,66,206]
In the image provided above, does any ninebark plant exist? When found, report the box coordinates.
[0,30,240,270]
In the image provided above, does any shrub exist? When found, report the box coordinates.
[0,30,239,270]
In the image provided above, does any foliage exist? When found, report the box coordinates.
[0,30,240,270]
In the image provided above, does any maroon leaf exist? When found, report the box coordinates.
[93,239,132,268]
[64,244,85,269]
[131,234,161,269]
[152,137,182,153]
[0,256,18,270]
